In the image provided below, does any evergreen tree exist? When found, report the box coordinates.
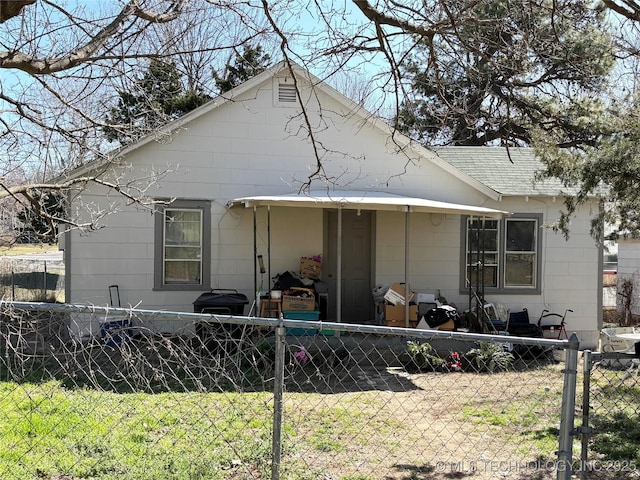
[104,59,210,145]
[535,101,640,242]
[396,0,615,149]
[213,44,272,94]
[16,191,65,243]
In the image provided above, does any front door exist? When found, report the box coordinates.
[325,210,373,323]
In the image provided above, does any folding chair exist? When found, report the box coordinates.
[537,309,573,339]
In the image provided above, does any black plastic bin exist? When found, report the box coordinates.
[193,289,249,315]
[193,289,250,353]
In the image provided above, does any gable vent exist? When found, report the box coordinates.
[278,83,297,103]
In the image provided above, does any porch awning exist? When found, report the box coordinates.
[230,190,509,326]
[227,190,509,218]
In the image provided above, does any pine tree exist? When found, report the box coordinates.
[396,0,615,149]
[213,44,272,94]
[104,59,210,145]
[16,191,65,243]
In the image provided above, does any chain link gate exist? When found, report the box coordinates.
[1,301,580,479]
[579,349,640,480]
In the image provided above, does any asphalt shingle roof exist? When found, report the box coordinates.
[433,146,570,197]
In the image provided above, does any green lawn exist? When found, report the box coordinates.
[0,381,276,480]
[0,243,58,256]
[0,366,566,480]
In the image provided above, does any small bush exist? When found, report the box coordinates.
[405,341,446,372]
[465,341,514,373]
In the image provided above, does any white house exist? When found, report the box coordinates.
[61,61,603,348]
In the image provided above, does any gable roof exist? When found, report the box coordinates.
[433,146,572,197]
[63,61,500,201]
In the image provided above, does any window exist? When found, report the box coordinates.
[466,219,499,288]
[504,218,537,287]
[462,214,541,292]
[154,200,211,291]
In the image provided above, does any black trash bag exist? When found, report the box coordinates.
[424,305,459,328]
[273,271,305,291]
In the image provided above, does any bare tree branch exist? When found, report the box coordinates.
[603,0,640,21]
[1,0,640,241]
[0,0,189,74]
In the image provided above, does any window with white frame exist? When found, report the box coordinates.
[463,214,541,292]
[154,200,211,290]
[504,218,537,287]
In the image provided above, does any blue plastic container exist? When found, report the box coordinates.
[100,319,132,346]
[284,310,320,336]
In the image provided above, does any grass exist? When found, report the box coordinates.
[0,330,633,479]
[0,381,276,480]
[0,365,568,480]
[0,243,58,256]
[459,384,560,454]
[0,243,64,302]
[2,353,634,480]
[589,371,640,465]
[0,381,412,480]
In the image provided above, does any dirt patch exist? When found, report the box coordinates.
[283,360,565,479]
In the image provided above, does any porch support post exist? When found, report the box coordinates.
[253,206,258,313]
[404,207,411,328]
[336,207,343,323]
[267,205,271,297]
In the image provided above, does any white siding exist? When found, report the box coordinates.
[66,70,601,348]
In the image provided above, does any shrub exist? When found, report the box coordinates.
[465,341,514,373]
[405,341,446,372]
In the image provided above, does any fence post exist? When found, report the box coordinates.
[557,333,580,480]
[579,350,593,480]
[44,261,48,299]
[271,322,286,480]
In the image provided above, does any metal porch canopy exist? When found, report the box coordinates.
[227,190,509,218]
[227,190,510,327]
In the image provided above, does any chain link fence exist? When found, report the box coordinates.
[580,350,640,480]
[0,302,586,479]
[0,257,64,302]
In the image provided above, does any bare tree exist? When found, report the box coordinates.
[2,0,640,241]
[0,0,271,238]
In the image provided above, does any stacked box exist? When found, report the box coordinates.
[383,283,414,306]
[383,304,417,326]
[282,294,315,311]
[300,257,322,279]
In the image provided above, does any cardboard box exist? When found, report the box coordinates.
[300,257,322,279]
[383,283,415,306]
[385,318,418,328]
[435,319,455,331]
[282,294,315,311]
[384,304,417,324]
